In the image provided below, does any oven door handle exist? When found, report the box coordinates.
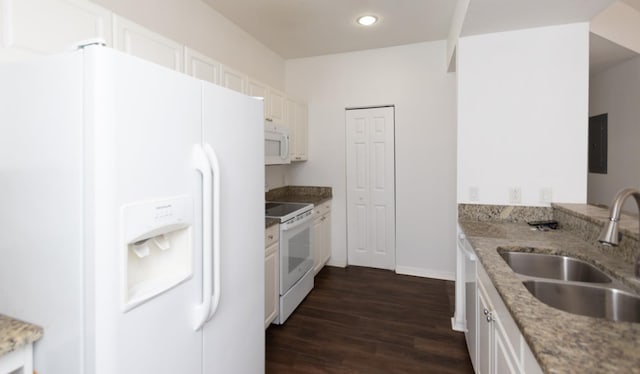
[281,210,314,231]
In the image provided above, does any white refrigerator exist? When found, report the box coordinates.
[0,45,264,373]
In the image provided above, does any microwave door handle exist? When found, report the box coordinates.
[282,134,289,159]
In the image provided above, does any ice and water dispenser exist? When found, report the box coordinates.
[121,196,193,312]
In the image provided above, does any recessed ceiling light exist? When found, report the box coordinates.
[357,15,378,26]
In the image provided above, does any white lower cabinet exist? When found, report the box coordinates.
[474,260,543,374]
[312,200,331,274]
[264,224,279,328]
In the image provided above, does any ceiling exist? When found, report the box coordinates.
[203,0,638,73]
[202,0,457,59]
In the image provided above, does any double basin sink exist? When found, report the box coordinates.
[499,251,640,323]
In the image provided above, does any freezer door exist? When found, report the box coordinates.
[201,82,265,373]
[84,46,203,374]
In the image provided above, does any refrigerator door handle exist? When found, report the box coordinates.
[203,143,222,323]
[193,144,213,331]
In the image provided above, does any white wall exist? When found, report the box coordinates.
[265,165,289,191]
[286,41,457,280]
[446,0,471,72]
[90,0,285,90]
[457,23,590,206]
[588,55,640,210]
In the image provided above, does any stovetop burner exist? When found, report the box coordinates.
[265,202,313,222]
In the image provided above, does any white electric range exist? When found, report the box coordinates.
[265,202,314,324]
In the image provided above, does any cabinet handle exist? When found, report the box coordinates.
[483,308,489,316]
[268,234,274,239]
[486,314,492,323]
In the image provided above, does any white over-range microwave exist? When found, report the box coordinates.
[265,123,290,165]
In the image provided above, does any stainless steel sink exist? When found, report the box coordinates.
[499,251,612,283]
[523,280,640,323]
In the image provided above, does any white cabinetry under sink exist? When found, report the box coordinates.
[457,227,542,374]
[476,262,542,374]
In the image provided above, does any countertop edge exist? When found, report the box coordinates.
[0,314,43,357]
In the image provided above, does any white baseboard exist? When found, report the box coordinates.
[327,258,346,268]
[395,266,455,281]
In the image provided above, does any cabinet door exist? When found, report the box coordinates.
[312,216,323,274]
[285,98,298,157]
[184,47,220,84]
[493,315,520,374]
[113,15,183,72]
[294,102,308,161]
[269,89,286,124]
[264,243,279,328]
[221,64,247,94]
[1,0,112,61]
[321,212,331,265]
[477,283,492,374]
[248,79,269,120]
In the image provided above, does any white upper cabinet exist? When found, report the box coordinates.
[0,0,112,61]
[286,98,308,162]
[248,78,270,119]
[184,47,220,85]
[113,15,183,72]
[221,64,247,94]
[269,89,285,124]
[294,102,308,161]
[248,78,286,124]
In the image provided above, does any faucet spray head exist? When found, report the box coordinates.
[598,218,620,246]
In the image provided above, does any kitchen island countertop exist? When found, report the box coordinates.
[0,314,43,357]
[459,207,640,373]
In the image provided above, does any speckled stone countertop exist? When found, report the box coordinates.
[266,185,332,205]
[459,204,640,373]
[265,217,279,229]
[0,314,43,357]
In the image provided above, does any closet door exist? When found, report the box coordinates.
[345,106,395,270]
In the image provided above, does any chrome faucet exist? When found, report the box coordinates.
[598,188,640,276]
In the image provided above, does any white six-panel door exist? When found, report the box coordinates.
[346,106,396,270]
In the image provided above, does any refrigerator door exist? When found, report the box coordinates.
[201,82,265,373]
[0,51,85,374]
[84,46,203,373]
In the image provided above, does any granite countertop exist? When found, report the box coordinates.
[265,185,332,206]
[265,185,332,228]
[265,217,279,229]
[0,314,43,357]
[459,216,640,373]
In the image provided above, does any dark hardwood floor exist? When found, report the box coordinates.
[266,266,474,374]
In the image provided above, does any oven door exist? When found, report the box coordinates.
[279,212,313,294]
